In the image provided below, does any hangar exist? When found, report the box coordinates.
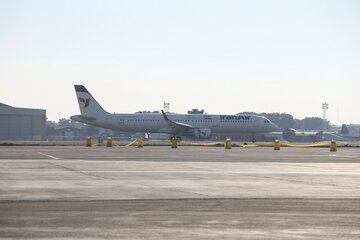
[0,103,46,140]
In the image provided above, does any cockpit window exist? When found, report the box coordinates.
[264,119,269,123]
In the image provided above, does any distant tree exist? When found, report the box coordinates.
[57,118,85,128]
[293,119,303,130]
[341,124,349,135]
[237,112,333,130]
[46,120,57,127]
[85,125,101,136]
[264,113,294,129]
[188,108,204,114]
[58,118,71,126]
[237,111,257,115]
[237,112,294,129]
[135,110,160,113]
[296,117,326,130]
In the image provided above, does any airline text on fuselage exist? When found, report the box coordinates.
[220,115,251,121]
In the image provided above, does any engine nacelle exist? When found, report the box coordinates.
[282,128,296,139]
[194,128,212,139]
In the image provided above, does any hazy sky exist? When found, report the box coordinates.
[0,0,359,124]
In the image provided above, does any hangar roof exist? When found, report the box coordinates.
[0,103,46,116]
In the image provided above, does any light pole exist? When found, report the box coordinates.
[322,102,329,121]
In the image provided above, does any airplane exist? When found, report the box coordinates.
[70,85,278,140]
[282,128,360,142]
[282,128,324,142]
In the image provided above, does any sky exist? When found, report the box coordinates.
[0,0,359,125]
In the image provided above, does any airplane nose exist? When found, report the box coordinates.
[270,122,278,131]
[70,115,78,121]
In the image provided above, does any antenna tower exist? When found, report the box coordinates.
[322,102,329,120]
[164,101,170,113]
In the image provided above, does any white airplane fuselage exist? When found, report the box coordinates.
[71,112,277,135]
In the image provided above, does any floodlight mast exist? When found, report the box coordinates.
[164,102,170,113]
[322,102,329,120]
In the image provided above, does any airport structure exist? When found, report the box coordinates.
[0,103,46,140]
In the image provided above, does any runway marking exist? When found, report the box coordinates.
[77,170,360,175]
[37,152,60,160]
[309,154,358,158]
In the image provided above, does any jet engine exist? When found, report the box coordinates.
[194,128,212,139]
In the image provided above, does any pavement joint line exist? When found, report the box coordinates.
[37,152,60,160]
[1,197,360,204]
[67,170,360,175]
[251,175,360,189]
[43,160,115,180]
[125,180,210,198]
[165,188,209,197]
[329,155,357,158]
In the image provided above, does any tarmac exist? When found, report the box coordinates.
[0,145,360,239]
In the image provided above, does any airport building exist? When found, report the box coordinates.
[0,103,46,140]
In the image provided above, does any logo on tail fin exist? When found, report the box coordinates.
[78,97,90,108]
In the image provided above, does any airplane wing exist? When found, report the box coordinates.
[161,110,194,136]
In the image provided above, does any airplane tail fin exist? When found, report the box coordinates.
[74,85,108,115]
